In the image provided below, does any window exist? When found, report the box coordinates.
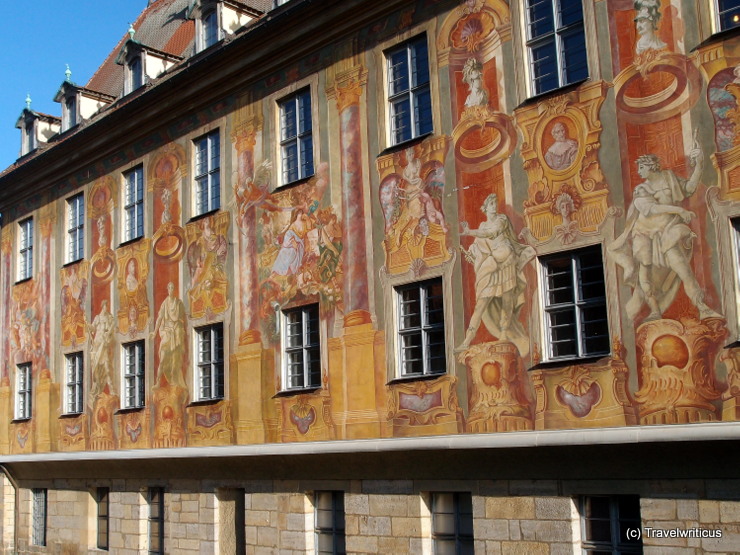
[15,364,31,420]
[315,491,345,555]
[24,119,36,154]
[282,305,320,390]
[65,353,84,414]
[202,10,219,49]
[395,279,446,377]
[128,56,144,93]
[148,487,164,554]
[279,88,314,184]
[123,341,145,409]
[18,217,33,281]
[718,0,740,31]
[124,165,144,242]
[525,0,587,96]
[67,193,85,262]
[97,487,110,551]
[431,492,474,554]
[581,495,642,554]
[64,95,77,130]
[31,488,47,546]
[541,247,608,361]
[194,130,221,215]
[196,324,224,400]
[387,35,432,145]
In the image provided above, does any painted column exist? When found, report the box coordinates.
[0,230,12,453]
[232,125,261,345]
[332,67,372,326]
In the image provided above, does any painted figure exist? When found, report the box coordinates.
[271,207,310,276]
[188,217,228,306]
[152,282,187,389]
[317,211,342,283]
[634,1,666,55]
[462,57,488,108]
[459,194,535,354]
[545,123,579,171]
[90,300,115,399]
[610,143,721,321]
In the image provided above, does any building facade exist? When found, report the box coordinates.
[1,0,740,552]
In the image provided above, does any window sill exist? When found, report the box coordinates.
[11,417,31,423]
[387,372,446,386]
[273,386,322,398]
[189,207,221,223]
[516,78,590,110]
[15,276,33,285]
[273,173,315,192]
[59,412,83,419]
[378,132,434,158]
[118,235,144,249]
[528,352,610,371]
[63,258,84,268]
[187,397,225,407]
[115,406,145,415]
[692,25,740,52]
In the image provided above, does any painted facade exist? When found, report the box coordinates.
[1,0,740,552]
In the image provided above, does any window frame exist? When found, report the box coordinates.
[580,495,642,554]
[539,246,609,362]
[65,352,84,415]
[716,0,740,32]
[127,55,144,94]
[281,304,321,391]
[15,363,32,420]
[200,8,221,50]
[314,491,345,555]
[64,94,78,131]
[278,87,315,186]
[97,487,110,551]
[193,129,221,216]
[17,217,34,281]
[195,324,224,401]
[23,118,36,155]
[524,0,588,97]
[32,488,47,547]
[122,341,146,409]
[431,492,474,554]
[66,193,85,263]
[123,165,145,243]
[394,278,447,379]
[385,34,433,146]
[148,487,164,555]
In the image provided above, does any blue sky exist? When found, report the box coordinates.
[0,1,146,171]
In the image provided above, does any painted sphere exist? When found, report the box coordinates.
[97,407,108,423]
[162,405,174,420]
[480,361,502,387]
[651,334,689,369]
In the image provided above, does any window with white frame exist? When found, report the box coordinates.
[15,363,31,420]
[123,341,145,409]
[386,35,432,145]
[193,130,221,215]
[65,352,84,414]
[540,247,609,361]
[196,324,224,400]
[148,487,164,554]
[18,217,33,281]
[67,193,85,263]
[580,495,642,553]
[201,9,220,49]
[717,0,740,31]
[431,492,474,554]
[279,88,314,185]
[282,304,320,390]
[525,0,587,96]
[395,279,446,377]
[32,488,47,547]
[315,491,345,555]
[124,165,145,242]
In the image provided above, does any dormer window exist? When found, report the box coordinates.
[127,56,144,94]
[202,10,220,49]
[24,119,36,154]
[63,95,78,130]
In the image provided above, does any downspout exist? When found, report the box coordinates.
[0,464,19,554]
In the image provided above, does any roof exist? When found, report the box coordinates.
[86,0,195,98]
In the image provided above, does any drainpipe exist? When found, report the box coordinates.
[0,464,19,554]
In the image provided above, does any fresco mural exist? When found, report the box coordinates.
[186,213,229,319]
[116,241,150,336]
[60,262,88,347]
